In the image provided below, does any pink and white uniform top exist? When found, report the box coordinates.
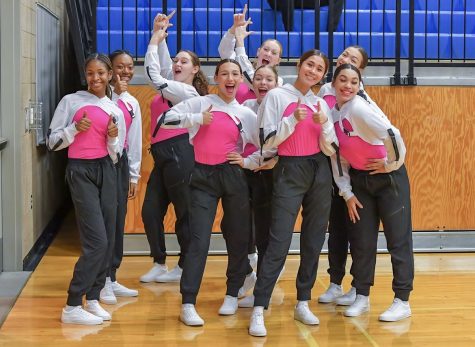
[259,84,337,157]
[112,89,143,183]
[330,95,407,201]
[149,95,188,144]
[48,90,124,163]
[162,94,263,169]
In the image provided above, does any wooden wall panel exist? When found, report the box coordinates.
[125,85,475,233]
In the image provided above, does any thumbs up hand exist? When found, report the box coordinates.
[114,74,128,95]
[293,98,307,122]
[312,101,328,124]
[75,111,92,132]
[107,115,119,138]
[202,105,213,125]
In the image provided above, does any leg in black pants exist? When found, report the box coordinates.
[180,164,249,305]
[109,153,130,282]
[348,165,414,300]
[253,153,332,308]
[66,157,117,306]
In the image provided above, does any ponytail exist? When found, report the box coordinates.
[193,70,209,96]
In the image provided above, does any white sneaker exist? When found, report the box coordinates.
[218,295,238,315]
[180,304,204,326]
[318,283,343,303]
[111,281,138,297]
[100,278,117,305]
[238,295,255,308]
[249,307,267,337]
[84,300,112,321]
[61,306,103,325]
[335,287,357,306]
[140,263,168,283]
[344,294,370,317]
[379,298,411,322]
[238,272,257,298]
[155,265,182,283]
[294,301,319,325]
[276,266,286,283]
[248,253,258,270]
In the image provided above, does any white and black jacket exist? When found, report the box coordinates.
[259,84,337,155]
[112,89,142,184]
[330,95,407,201]
[47,90,124,163]
[162,94,264,170]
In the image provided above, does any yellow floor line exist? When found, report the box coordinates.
[351,317,380,347]
[294,319,320,347]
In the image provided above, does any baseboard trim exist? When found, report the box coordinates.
[124,231,475,256]
[22,201,71,271]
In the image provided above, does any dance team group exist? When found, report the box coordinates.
[48,7,413,337]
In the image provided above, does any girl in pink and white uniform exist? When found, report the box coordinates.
[140,13,209,284]
[330,63,413,322]
[249,50,337,337]
[48,53,124,325]
[162,59,263,327]
[98,50,142,304]
[317,46,382,306]
[218,4,283,103]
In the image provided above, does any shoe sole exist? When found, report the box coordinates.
[318,297,337,304]
[249,329,267,337]
[344,308,370,317]
[61,318,103,325]
[294,316,320,325]
[218,309,237,316]
[379,312,411,322]
[114,292,139,297]
[179,316,204,326]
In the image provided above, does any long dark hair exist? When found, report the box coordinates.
[179,50,209,96]
[85,53,113,99]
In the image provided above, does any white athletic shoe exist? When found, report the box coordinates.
[294,301,320,325]
[61,306,103,325]
[248,253,258,270]
[180,304,204,326]
[238,295,255,308]
[140,263,167,283]
[111,281,138,297]
[379,298,411,322]
[238,271,257,298]
[100,278,117,305]
[218,295,238,315]
[84,300,112,321]
[335,287,357,306]
[318,283,343,303]
[344,294,370,317]
[155,265,182,283]
[249,307,267,337]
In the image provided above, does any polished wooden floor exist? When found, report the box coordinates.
[1,213,474,346]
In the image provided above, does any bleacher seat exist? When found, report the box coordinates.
[96,0,475,60]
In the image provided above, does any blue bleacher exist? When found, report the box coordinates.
[96,0,475,60]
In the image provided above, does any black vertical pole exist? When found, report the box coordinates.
[391,0,402,85]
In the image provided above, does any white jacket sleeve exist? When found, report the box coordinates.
[234,46,256,88]
[106,134,120,164]
[156,41,174,80]
[144,44,199,105]
[330,153,354,201]
[218,30,237,59]
[162,96,205,129]
[259,92,299,151]
[126,100,142,183]
[47,96,79,151]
